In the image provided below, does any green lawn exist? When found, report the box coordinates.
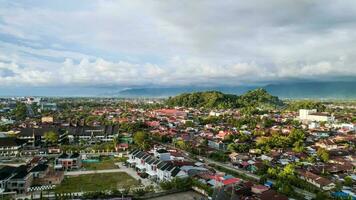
[83,157,128,170]
[54,172,139,193]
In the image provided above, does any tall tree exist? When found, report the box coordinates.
[133,131,148,150]
[44,131,58,144]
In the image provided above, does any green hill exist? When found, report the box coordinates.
[166,88,284,109]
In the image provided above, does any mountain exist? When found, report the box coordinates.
[166,88,283,109]
[1,81,355,99]
[114,81,356,99]
[264,81,356,99]
[114,86,255,98]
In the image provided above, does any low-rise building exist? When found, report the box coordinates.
[298,170,335,191]
[55,153,82,170]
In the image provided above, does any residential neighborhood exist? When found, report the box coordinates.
[0,92,355,200]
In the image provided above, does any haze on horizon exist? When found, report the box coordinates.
[0,0,356,94]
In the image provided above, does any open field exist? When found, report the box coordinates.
[82,156,127,170]
[54,172,139,193]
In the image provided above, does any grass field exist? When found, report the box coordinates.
[54,172,139,193]
[82,157,127,170]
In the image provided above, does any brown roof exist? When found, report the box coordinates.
[298,170,333,186]
[259,190,288,200]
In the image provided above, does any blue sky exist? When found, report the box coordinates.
[0,0,356,90]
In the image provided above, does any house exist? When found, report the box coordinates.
[156,161,185,181]
[40,102,57,111]
[299,109,334,122]
[55,153,82,170]
[18,127,67,146]
[115,143,129,151]
[41,116,54,124]
[208,140,227,151]
[153,148,171,161]
[155,109,187,118]
[127,149,186,182]
[6,165,33,194]
[66,125,118,143]
[0,166,17,193]
[30,164,49,179]
[251,185,269,194]
[298,170,335,191]
[0,137,25,157]
[315,139,338,150]
[258,189,288,200]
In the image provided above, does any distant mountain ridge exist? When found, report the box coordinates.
[115,81,356,99]
[0,81,355,98]
[265,81,356,99]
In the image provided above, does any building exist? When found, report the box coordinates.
[1,165,33,194]
[66,125,118,143]
[40,103,57,111]
[299,109,334,122]
[55,153,82,170]
[0,166,17,193]
[41,116,54,124]
[127,149,186,182]
[298,170,335,191]
[208,140,227,151]
[18,127,67,146]
[0,137,25,157]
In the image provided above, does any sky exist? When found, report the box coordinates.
[0,0,356,91]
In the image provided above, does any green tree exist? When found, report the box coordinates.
[44,131,58,144]
[288,129,305,145]
[133,131,148,150]
[344,176,353,187]
[11,102,27,120]
[175,140,188,150]
[317,148,329,162]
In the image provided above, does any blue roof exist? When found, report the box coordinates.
[223,175,234,180]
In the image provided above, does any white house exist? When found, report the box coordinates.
[299,109,334,122]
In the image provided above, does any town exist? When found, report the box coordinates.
[0,89,355,200]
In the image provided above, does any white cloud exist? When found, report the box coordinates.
[0,0,355,87]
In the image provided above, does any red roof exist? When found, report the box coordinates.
[222,178,240,185]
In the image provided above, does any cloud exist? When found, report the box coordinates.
[0,0,355,88]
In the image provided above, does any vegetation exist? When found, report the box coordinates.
[54,172,139,193]
[286,100,326,111]
[159,177,192,191]
[133,131,150,150]
[11,102,27,120]
[44,131,59,144]
[317,148,329,162]
[166,88,283,109]
[82,157,126,170]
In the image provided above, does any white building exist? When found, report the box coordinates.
[299,109,334,122]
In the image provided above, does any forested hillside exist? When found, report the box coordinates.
[166,88,284,109]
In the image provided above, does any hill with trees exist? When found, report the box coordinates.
[166,88,284,109]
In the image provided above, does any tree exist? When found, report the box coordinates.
[175,140,188,150]
[317,148,329,162]
[112,136,120,151]
[344,176,353,187]
[44,131,58,144]
[133,131,148,150]
[11,102,27,120]
[288,129,305,145]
